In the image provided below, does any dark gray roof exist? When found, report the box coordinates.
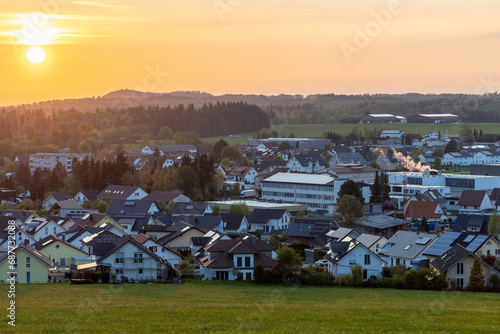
[106,199,157,215]
[356,233,384,249]
[248,209,288,225]
[0,209,37,222]
[205,213,246,232]
[98,185,145,200]
[174,215,223,233]
[97,235,166,265]
[452,214,490,234]
[48,192,74,202]
[171,202,211,216]
[143,191,186,203]
[384,231,437,260]
[284,218,337,238]
[80,189,100,201]
[430,244,471,273]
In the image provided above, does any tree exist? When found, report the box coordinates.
[368,161,378,169]
[220,146,243,161]
[488,209,500,237]
[278,141,291,151]
[370,170,382,203]
[445,138,460,153]
[459,124,473,146]
[277,245,302,268]
[381,172,391,202]
[227,202,249,216]
[469,258,485,292]
[213,139,228,162]
[338,180,364,204]
[158,126,173,140]
[336,194,364,227]
[433,157,442,170]
[420,217,428,232]
[153,147,160,158]
[432,147,445,155]
[176,166,203,201]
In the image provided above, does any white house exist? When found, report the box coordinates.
[134,234,184,266]
[98,236,169,281]
[97,185,148,201]
[473,151,500,164]
[286,155,325,173]
[29,219,67,241]
[324,242,387,281]
[457,190,492,214]
[227,166,258,189]
[425,132,439,140]
[442,151,474,166]
[247,209,292,234]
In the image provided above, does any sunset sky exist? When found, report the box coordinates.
[1,0,500,106]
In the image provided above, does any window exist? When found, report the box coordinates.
[54,226,57,234]
[364,254,371,265]
[363,269,368,280]
[237,257,242,267]
[245,256,251,267]
[26,257,31,269]
[134,253,143,264]
[457,278,464,288]
[115,252,124,264]
[138,268,143,275]
[487,250,491,256]
[456,262,464,275]
[396,258,400,265]
[149,246,157,252]
[496,249,500,255]
[349,260,356,265]
[60,258,66,266]
[13,257,17,270]
[116,269,123,275]
[45,227,48,235]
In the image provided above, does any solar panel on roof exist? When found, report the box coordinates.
[424,231,461,256]
[466,235,488,252]
[124,201,135,206]
[463,235,475,243]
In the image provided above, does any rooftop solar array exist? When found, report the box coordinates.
[423,231,461,256]
[466,235,488,253]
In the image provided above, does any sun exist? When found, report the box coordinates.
[27,46,46,64]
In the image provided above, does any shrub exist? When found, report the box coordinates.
[299,265,334,286]
[350,264,363,286]
[339,275,350,286]
[91,271,101,284]
[490,273,500,292]
[101,272,110,284]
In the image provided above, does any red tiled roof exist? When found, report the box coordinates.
[405,201,443,219]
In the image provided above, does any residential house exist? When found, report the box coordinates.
[174,215,225,233]
[97,235,170,281]
[0,240,53,283]
[143,191,191,206]
[0,209,38,223]
[27,218,68,241]
[141,225,172,241]
[324,241,387,281]
[326,227,361,243]
[46,199,97,219]
[106,199,159,216]
[97,185,148,201]
[200,234,277,280]
[404,201,447,223]
[458,190,492,214]
[247,209,292,235]
[159,225,206,250]
[473,150,500,164]
[380,231,437,268]
[227,166,258,189]
[205,213,249,235]
[0,225,36,248]
[284,218,338,244]
[74,190,100,205]
[33,235,91,268]
[72,213,122,231]
[356,233,388,254]
[42,192,74,210]
[442,151,474,166]
[452,214,490,234]
[134,234,184,266]
[171,202,213,217]
[430,244,500,289]
[423,231,500,261]
[287,155,325,173]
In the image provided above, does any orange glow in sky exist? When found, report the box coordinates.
[1,0,500,106]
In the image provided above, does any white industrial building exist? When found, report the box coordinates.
[261,173,370,214]
[387,171,500,195]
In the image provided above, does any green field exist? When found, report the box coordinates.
[200,123,500,145]
[2,281,499,333]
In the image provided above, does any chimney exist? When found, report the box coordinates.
[250,235,257,246]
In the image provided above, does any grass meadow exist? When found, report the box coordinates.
[200,123,500,145]
[1,281,499,333]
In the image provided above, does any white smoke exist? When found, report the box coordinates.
[377,148,435,172]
